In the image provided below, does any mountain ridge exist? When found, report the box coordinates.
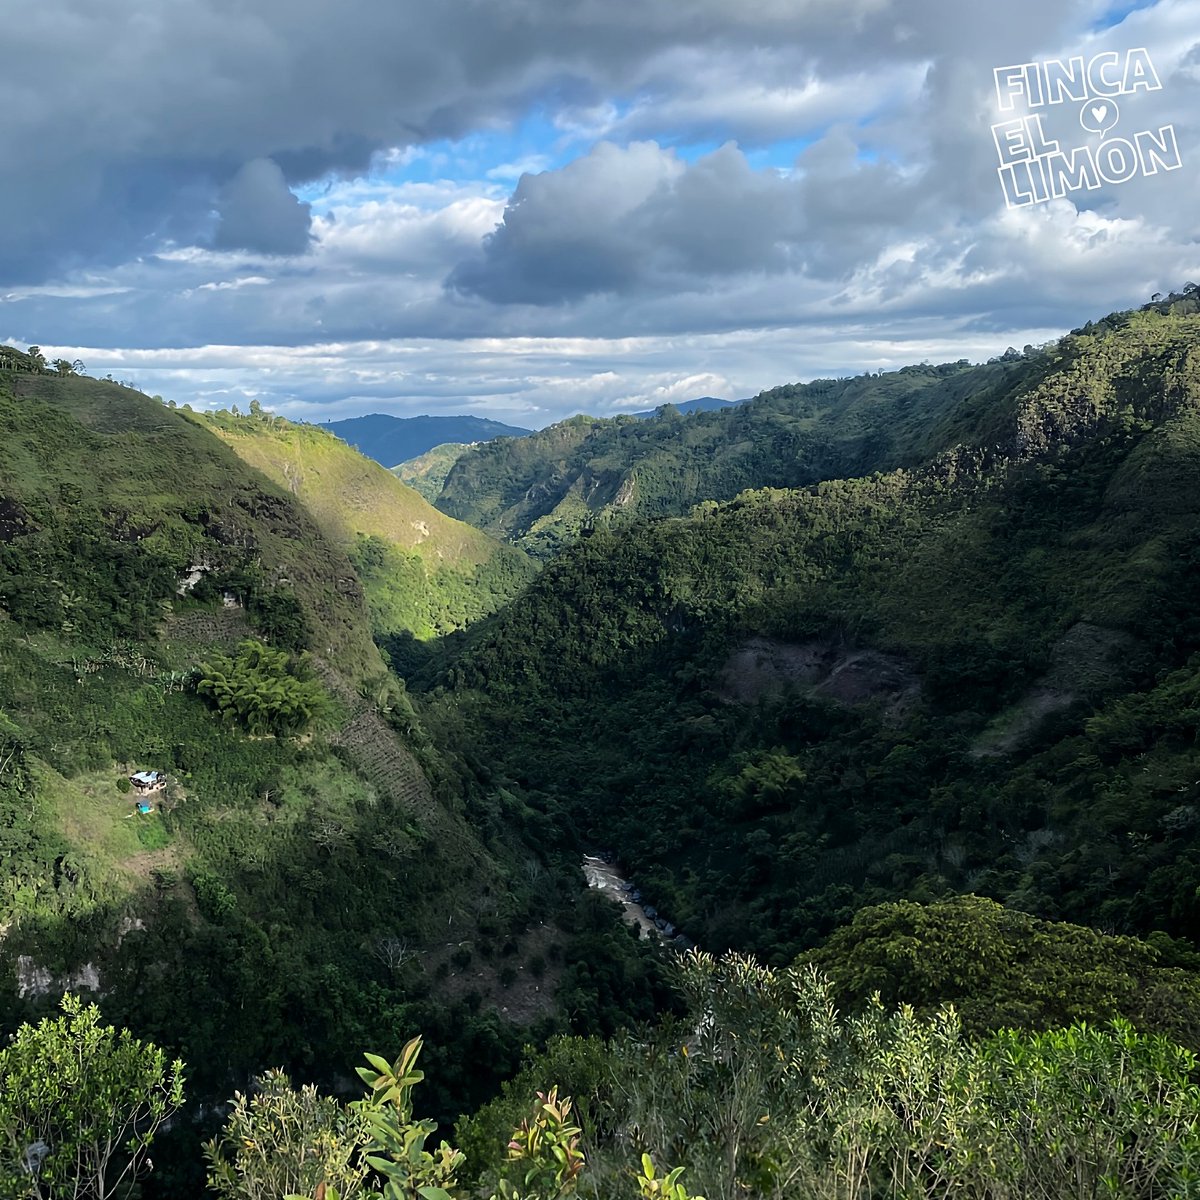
[430,304,1200,961]
[321,413,533,469]
[433,354,1052,556]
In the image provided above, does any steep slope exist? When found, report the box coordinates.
[0,373,380,681]
[197,411,536,641]
[431,306,1200,958]
[395,443,472,504]
[436,356,1048,556]
[322,413,532,468]
[0,373,568,1182]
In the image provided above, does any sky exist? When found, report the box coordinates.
[1,0,1197,429]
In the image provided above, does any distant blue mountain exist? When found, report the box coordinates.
[321,413,533,468]
[629,396,748,419]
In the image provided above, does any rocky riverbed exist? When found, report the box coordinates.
[582,855,686,943]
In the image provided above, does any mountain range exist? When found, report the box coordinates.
[4,292,1200,1194]
[321,413,533,469]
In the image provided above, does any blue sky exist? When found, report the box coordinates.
[2,0,1197,428]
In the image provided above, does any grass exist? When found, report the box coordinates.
[203,414,504,564]
[34,762,175,899]
[199,411,536,638]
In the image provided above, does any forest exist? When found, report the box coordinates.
[2,296,1200,1196]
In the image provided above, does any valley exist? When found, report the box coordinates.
[3,296,1200,1195]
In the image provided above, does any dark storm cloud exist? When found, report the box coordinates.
[0,0,892,283]
[213,160,313,255]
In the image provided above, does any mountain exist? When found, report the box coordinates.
[393,442,473,505]
[321,413,533,469]
[11,299,1200,1195]
[629,395,747,418]
[434,357,1043,556]
[0,370,650,1191]
[434,302,1200,962]
[393,403,745,512]
[196,412,536,642]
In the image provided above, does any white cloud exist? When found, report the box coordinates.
[2,0,1198,428]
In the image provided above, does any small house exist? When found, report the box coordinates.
[129,770,164,793]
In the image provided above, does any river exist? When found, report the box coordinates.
[582,854,683,942]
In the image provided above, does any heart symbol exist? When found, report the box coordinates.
[1091,104,1109,122]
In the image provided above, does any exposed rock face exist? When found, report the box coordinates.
[0,497,33,543]
[16,957,101,999]
[15,957,51,999]
[718,637,920,718]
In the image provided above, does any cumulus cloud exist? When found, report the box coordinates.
[2,0,1199,424]
[213,160,313,255]
[0,0,932,281]
[449,141,687,302]
[448,132,947,303]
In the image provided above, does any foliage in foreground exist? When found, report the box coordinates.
[0,995,184,1199]
[461,951,1200,1200]
[6,950,1200,1199]
[206,1034,679,1200]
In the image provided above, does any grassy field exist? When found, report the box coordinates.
[200,412,536,639]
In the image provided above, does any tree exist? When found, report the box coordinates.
[465,950,1200,1200]
[804,895,1200,1045]
[491,1087,585,1200]
[206,1035,607,1200]
[371,936,415,976]
[0,994,185,1199]
[192,640,330,736]
[351,1036,464,1200]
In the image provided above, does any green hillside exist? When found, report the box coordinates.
[0,373,382,681]
[435,354,1050,556]
[394,442,472,504]
[11,302,1200,1197]
[430,305,1200,960]
[0,373,655,1192]
[197,411,536,641]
